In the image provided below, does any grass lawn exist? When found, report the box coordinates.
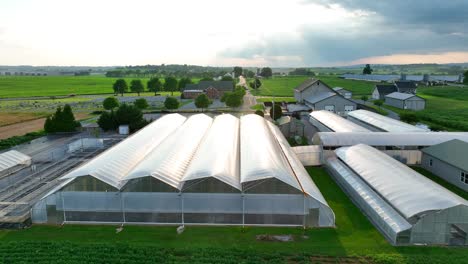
[256,97,296,103]
[0,167,467,263]
[383,86,468,131]
[0,76,186,98]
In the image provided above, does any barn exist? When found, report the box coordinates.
[385,92,426,111]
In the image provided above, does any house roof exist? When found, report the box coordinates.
[294,78,334,92]
[385,92,423,101]
[375,84,397,95]
[421,139,468,172]
[183,81,234,92]
[304,92,336,104]
[395,81,417,90]
[333,87,351,93]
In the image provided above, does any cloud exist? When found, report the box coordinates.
[220,0,468,66]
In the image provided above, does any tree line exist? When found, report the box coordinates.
[112,77,193,96]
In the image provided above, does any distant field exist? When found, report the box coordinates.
[0,76,191,98]
[250,75,376,97]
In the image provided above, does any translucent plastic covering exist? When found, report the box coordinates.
[126,114,213,189]
[240,114,301,190]
[0,150,31,172]
[335,144,468,219]
[348,110,427,132]
[182,114,240,190]
[327,157,411,243]
[267,121,335,226]
[309,110,370,132]
[61,114,187,188]
[313,132,468,147]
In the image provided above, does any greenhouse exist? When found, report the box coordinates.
[309,110,370,132]
[347,110,427,132]
[32,114,335,227]
[327,144,468,245]
[0,150,31,177]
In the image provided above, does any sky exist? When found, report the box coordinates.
[1,0,468,67]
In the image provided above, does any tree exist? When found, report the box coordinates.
[147,77,163,95]
[130,79,144,96]
[464,70,468,84]
[233,66,243,78]
[164,97,180,109]
[194,94,212,111]
[373,99,384,108]
[134,98,149,109]
[255,110,264,117]
[44,104,81,133]
[164,76,178,96]
[249,78,262,89]
[178,77,193,90]
[113,79,128,96]
[363,64,373,75]
[199,77,213,81]
[97,111,117,131]
[103,97,119,111]
[221,75,234,81]
[270,103,282,120]
[114,103,148,132]
[400,112,419,124]
[260,67,273,78]
[360,95,368,103]
[243,69,255,78]
[221,87,246,108]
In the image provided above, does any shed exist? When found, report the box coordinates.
[372,85,397,100]
[385,92,425,111]
[421,139,468,191]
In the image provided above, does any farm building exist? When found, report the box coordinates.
[293,79,356,115]
[385,92,426,111]
[347,110,427,132]
[332,87,352,99]
[32,114,335,227]
[181,89,204,99]
[182,81,233,99]
[326,144,468,245]
[0,150,31,178]
[421,140,468,192]
[372,84,398,100]
[309,110,370,132]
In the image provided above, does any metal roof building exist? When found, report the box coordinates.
[309,111,371,132]
[347,110,427,132]
[327,144,468,245]
[312,132,468,149]
[32,114,334,227]
[0,150,31,177]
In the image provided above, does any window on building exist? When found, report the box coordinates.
[429,159,433,166]
[462,172,468,184]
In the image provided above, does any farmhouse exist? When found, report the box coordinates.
[347,110,427,132]
[294,79,356,115]
[327,144,468,246]
[421,140,468,192]
[372,81,418,100]
[385,92,426,111]
[32,114,335,227]
[182,81,233,99]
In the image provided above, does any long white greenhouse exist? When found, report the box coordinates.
[32,114,335,227]
[309,110,370,132]
[326,144,468,245]
[347,110,427,132]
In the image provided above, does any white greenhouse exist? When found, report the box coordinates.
[326,144,468,245]
[0,150,32,177]
[347,110,427,132]
[309,110,370,132]
[32,114,335,227]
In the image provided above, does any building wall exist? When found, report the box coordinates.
[385,97,425,111]
[183,91,204,99]
[205,87,221,99]
[295,81,333,104]
[421,153,468,191]
[385,97,405,109]
[372,88,381,100]
[313,96,357,116]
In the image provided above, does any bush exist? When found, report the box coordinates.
[255,110,264,117]
[429,124,445,131]
[164,97,180,110]
[134,98,149,109]
[97,111,117,131]
[102,97,119,110]
[0,131,46,150]
[115,104,147,132]
[400,112,419,123]
[270,103,283,120]
[373,100,384,107]
[195,94,212,110]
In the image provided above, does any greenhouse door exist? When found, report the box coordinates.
[449,224,466,246]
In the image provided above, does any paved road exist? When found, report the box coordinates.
[238,90,257,112]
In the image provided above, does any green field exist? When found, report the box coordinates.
[0,167,467,263]
[0,76,188,98]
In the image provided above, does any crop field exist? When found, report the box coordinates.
[0,112,47,126]
[0,167,467,263]
[0,76,188,98]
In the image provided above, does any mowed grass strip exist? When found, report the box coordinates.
[1,168,467,263]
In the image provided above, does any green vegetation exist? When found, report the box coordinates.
[98,103,148,132]
[363,64,373,75]
[102,97,119,111]
[0,131,46,150]
[367,105,389,116]
[134,98,149,110]
[194,94,212,111]
[270,103,283,120]
[1,167,467,263]
[164,97,180,110]
[254,110,264,117]
[44,105,81,133]
[250,103,265,111]
[412,166,468,200]
[221,87,246,107]
[129,79,144,96]
[255,97,296,103]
